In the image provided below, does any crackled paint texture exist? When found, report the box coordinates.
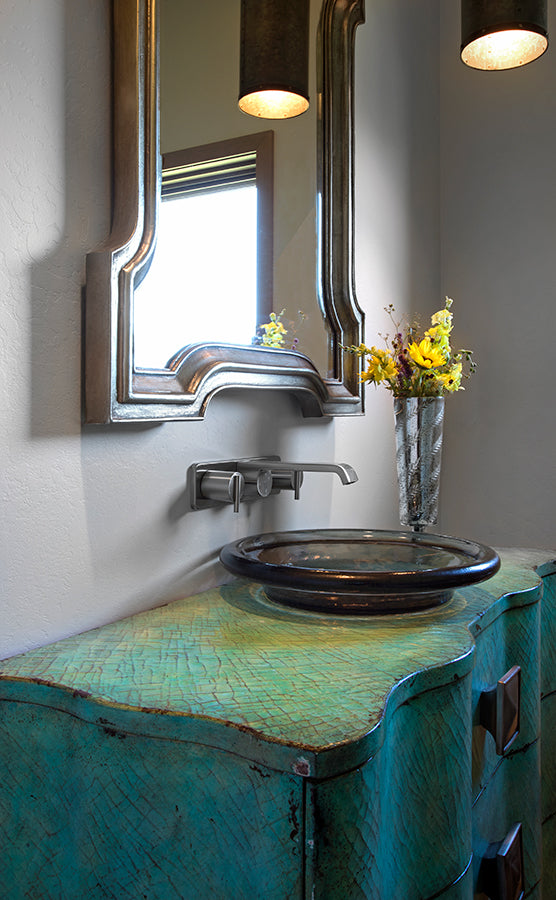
[1,551,554,897]
[1,0,555,660]
[0,549,545,758]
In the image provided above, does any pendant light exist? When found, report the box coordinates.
[238,0,310,119]
[461,0,548,70]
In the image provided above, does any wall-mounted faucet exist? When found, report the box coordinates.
[190,457,358,512]
[257,459,358,499]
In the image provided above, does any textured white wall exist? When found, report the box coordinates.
[5,0,549,661]
[351,0,556,551]
[335,0,441,527]
[0,0,402,659]
[438,1,556,548]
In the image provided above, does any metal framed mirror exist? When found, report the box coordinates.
[84,0,365,423]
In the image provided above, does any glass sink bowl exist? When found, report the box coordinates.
[219,529,501,614]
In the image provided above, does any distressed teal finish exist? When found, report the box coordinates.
[539,559,556,898]
[470,594,542,895]
[0,548,554,898]
[307,675,472,898]
[472,743,542,895]
[1,700,303,898]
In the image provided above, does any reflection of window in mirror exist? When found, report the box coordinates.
[134,132,273,370]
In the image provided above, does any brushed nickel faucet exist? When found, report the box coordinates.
[190,457,358,512]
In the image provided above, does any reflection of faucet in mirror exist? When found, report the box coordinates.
[190,457,358,512]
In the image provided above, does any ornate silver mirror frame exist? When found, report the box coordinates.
[84,0,365,423]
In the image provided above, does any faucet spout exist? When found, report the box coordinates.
[262,461,358,499]
[268,461,358,485]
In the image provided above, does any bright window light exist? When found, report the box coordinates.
[134,184,258,369]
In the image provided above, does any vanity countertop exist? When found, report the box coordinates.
[2,547,556,899]
[1,547,554,778]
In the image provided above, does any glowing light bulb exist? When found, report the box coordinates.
[461,27,548,70]
[238,90,309,120]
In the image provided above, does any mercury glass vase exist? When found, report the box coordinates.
[393,396,445,532]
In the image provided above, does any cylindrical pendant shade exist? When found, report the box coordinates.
[461,0,548,69]
[239,0,310,119]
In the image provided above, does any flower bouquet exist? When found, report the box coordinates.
[254,309,307,351]
[345,298,474,531]
[345,297,474,397]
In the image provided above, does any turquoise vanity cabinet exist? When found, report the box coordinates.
[539,559,556,898]
[0,549,554,899]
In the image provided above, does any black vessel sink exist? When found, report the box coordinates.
[220,529,501,614]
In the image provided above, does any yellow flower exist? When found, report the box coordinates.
[261,321,286,337]
[408,337,446,370]
[343,296,473,397]
[425,324,451,357]
[438,362,463,392]
[260,312,287,348]
[361,346,398,385]
[430,310,453,332]
[426,298,454,356]
[350,343,374,358]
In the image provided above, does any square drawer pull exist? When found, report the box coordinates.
[477,822,524,900]
[479,665,521,755]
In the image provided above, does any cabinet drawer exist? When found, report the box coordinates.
[539,564,556,698]
[426,860,473,899]
[542,812,556,900]
[472,742,541,898]
[539,563,556,897]
[471,600,541,801]
[306,675,472,900]
[541,691,556,823]
[542,687,556,898]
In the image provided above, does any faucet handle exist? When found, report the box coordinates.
[190,456,280,512]
[235,463,274,499]
[198,470,244,512]
[270,469,304,499]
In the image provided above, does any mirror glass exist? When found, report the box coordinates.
[134,0,328,372]
[134,137,261,366]
[83,0,364,423]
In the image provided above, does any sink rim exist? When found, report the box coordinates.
[219,528,501,614]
